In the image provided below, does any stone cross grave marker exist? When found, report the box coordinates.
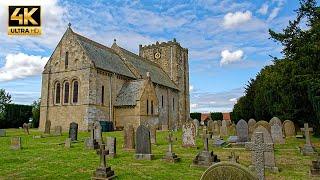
[11,137,21,150]
[245,132,273,180]
[69,122,78,141]
[163,131,180,162]
[135,125,154,160]
[202,127,211,151]
[92,144,116,179]
[300,123,315,155]
[23,123,30,135]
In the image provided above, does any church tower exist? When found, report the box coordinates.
[139,39,190,125]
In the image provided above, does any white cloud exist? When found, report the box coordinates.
[268,7,281,21]
[223,11,252,28]
[189,85,194,92]
[257,3,269,15]
[229,98,237,102]
[191,103,198,109]
[220,50,244,65]
[0,53,48,82]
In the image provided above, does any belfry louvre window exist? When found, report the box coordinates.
[64,82,70,103]
[147,99,149,114]
[55,82,61,104]
[101,86,105,104]
[151,100,154,115]
[73,81,79,103]
[65,52,69,69]
[161,95,164,108]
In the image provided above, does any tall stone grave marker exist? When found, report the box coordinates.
[220,120,228,137]
[212,121,220,136]
[207,120,214,134]
[300,123,315,155]
[85,125,99,150]
[94,121,102,143]
[283,120,296,137]
[245,132,273,180]
[149,126,157,144]
[44,120,51,134]
[106,137,116,158]
[123,125,135,150]
[271,124,285,144]
[163,131,180,163]
[193,119,200,136]
[135,125,154,160]
[248,118,256,139]
[69,122,78,141]
[23,123,30,135]
[0,129,6,137]
[92,144,116,179]
[11,137,21,150]
[236,119,248,143]
[182,121,196,147]
[54,126,62,136]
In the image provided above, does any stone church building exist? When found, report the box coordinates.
[39,26,190,131]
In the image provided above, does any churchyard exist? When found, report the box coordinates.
[0,119,319,180]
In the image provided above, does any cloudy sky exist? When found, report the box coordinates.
[0,0,308,112]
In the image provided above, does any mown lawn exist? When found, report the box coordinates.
[0,128,319,180]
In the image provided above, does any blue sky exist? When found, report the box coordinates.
[0,0,309,112]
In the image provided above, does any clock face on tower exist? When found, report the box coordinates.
[154,52,161,59]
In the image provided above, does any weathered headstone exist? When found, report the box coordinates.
[11,137,21,150]
[44,120,51,134]
[192,127,220,167]
[182,121,196,147]
[212,121,220,136]
[251,126,278,172]
[106,137,116,158]
[23,123,30,135]
[123,125,135,150]
[248,118,257,139]
[65,138,71,148]
[310,156,320,176]
[135,125,154,160]
[217,120,222,127]
[53,126,62,136]
[193,119,200,136]
[283,120,296,137]
[200,162,258,180]
[228,152,239,163]
[85,125,99,150]
[220,120,228,137]
[254,120,271,133]
[92,144,116,179]
[0,129,6,137]
[149,126,157,144]
[300,123,315,155]
[207,120,214,134]
[163,131,180,163]
[245,132,273,180]
[236,119,248,143]
[271,124,285,144]
[94,121,102,143]
[269,117,282,127]
[69,122,78,141]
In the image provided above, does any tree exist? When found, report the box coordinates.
[31,99,41,128]
[0,89,12,114]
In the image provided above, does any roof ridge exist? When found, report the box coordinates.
[74,32,117,53]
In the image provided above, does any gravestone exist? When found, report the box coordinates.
[254,120,271,133]
[229,123,236,136]
[212,121,220,136]
[310,156,320,176]
[193,119,200,136]
[228,152,239,163]
[271,124,285,144]
[300,123,315,155]
[200,162,258,180]
[92,144,116,179]
[23,123,30,135]
[53,126,62,136]
[149,126,157,144]
[135,125,154,160]
[94,121,102,143]
[283,120,296,137]
[245,132,273,180]
[65,138,71,148]
[207,120,214,134]
[69,122,78,141]
[182,121,196,147]
[85,125,99,150]
[0,129,6,137]
[44,120,51,134]
[220,120,228,137]
[192,127,220,167]
[248,118,257,139]
[11,137,21,150]
[236,119,248,143]
[123,125,135,150]
[217,120,222,127]
[163,131,180,163]
[251,126,278,172]
[269,117,282,127]
[106,137,116,158]
[227,136,238,143]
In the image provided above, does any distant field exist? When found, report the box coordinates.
[0,128,319,179]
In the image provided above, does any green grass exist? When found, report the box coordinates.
[0,128,319,180]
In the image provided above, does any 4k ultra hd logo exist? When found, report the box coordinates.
[8,6,41,35]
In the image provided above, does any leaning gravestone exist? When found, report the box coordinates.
[252,126,278,172]
[200,162,258,180]
[182,121,196,147]
[94,121,102,143]
[0,129,6,137]
[193,119,200,136]
[248,118,256,140]
[106,137,116,158]
[54,126,62,136]
[69,122,78,141]
[44,120,51,134]
[271,124,285,144]
[123,125,135,150]
[135,125,154,160]
[212,121,220,136]
[254,120,271,133]
[220,120,228,137]
[283,120,296,137]
[236,119,248,143]
[11,137,21,150]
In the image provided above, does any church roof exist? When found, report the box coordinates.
[74,33,136,79]
[114,80,145,106]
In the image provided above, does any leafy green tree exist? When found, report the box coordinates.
[31,99,41,128]
[0,89,12,127]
